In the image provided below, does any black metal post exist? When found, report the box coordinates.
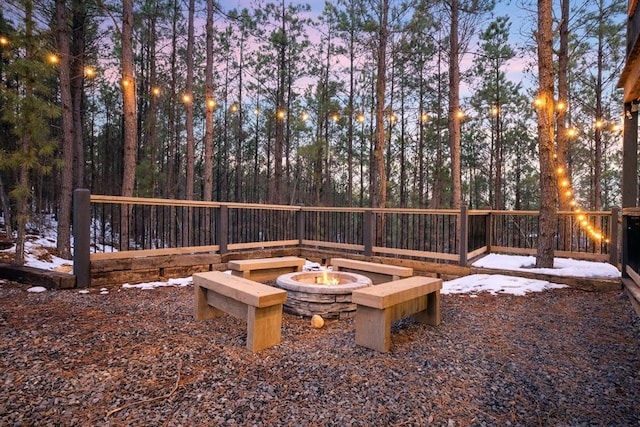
[217,205,228,254]
[459,205,469,267]
[364,210,373,257]
[73,189,91,288]
[610,207,620,267]
[297,208,305,245]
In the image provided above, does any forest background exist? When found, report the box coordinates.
[0,0,627,263]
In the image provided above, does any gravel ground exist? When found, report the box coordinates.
[0,279,638,426]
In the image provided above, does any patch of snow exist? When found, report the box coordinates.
[442,274,568,296]
[27,286,47,293]
[122,276,193,290]
[472,253,621,279]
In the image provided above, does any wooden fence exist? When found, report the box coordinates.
[72,189,620,287]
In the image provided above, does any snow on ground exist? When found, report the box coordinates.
[442,274,567,296]
[0,222,621,296]
[122,277,193,290]
[472,253,621,279]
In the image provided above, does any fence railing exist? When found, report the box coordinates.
[73,189,620,286]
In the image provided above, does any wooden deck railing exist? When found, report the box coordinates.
[72,189,620,286]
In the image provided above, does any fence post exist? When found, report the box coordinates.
[610,207,620,266]
[217,205,228,254]
[73,188,91,288]
[459,205,469,267]
[363,210,374,257]
[297,208,305,246]
[485,210,493,254]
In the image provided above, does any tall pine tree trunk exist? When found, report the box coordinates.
[204,0,214,203]
[374,0,388,209]
[448,0,461,211]
[272,0,286,204]
[71,0,86,189]
[185,0,195,203]
[55,0,74,259]
[121,0,137,251]
[557,0,571,250]
[593,0,604,211]
[15,0,36,264]
[536,0,557,268]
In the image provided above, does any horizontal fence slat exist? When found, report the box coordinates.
[372,246,460,262]
[300,240,365,252]
[90,245,221,261]
[227,240,299,251]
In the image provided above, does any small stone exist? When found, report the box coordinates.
[311,315,324,328]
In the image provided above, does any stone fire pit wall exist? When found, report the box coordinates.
[275,272,373,319]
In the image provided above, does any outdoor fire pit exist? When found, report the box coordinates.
[275,271,373,319]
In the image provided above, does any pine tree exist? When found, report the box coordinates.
[0,0,59,263]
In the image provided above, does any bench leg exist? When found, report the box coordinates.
[355,306,392,352]
[194,284,224,321]
[413,290,441,326]
[246,304,283,352]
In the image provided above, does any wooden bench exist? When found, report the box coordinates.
[351,276,442,352]
[228,256,306,282]
[330,258,413,284]
[193,271,287,352]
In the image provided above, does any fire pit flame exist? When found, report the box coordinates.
[316,270,340,285]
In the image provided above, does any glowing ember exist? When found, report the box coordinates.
[316,270,340,285]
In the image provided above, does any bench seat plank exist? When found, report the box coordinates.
[330,258,412,284]
[351,276,441,309]
[228,256,305,281]
[194,271,287,308]
[228,256,305,271]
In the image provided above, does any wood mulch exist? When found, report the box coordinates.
[0,279,638,426]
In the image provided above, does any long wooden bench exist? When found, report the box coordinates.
[330,258,413,284]
[193,271,287,352]
[351,276,442,352]
[228,256,306,282]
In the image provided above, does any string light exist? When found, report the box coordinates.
[121,78,131,88]
[48,53,59,65]
[206,98,216,109]
[357,113,365,123]
[182,93,192,104]
[332,113,339,122]
[152,87,161,96]
[301,112,309,121]
[490,106,499,116]
[456,110,465,119]
[420,112,429,122]
[0,36,9,46]
[276,109,285,120]
[254,107,259,115]
[556,100,566,112]
[556,166,609,244]
[230,103,238,113]
[533,97,544,107]
[84,67,95,78]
